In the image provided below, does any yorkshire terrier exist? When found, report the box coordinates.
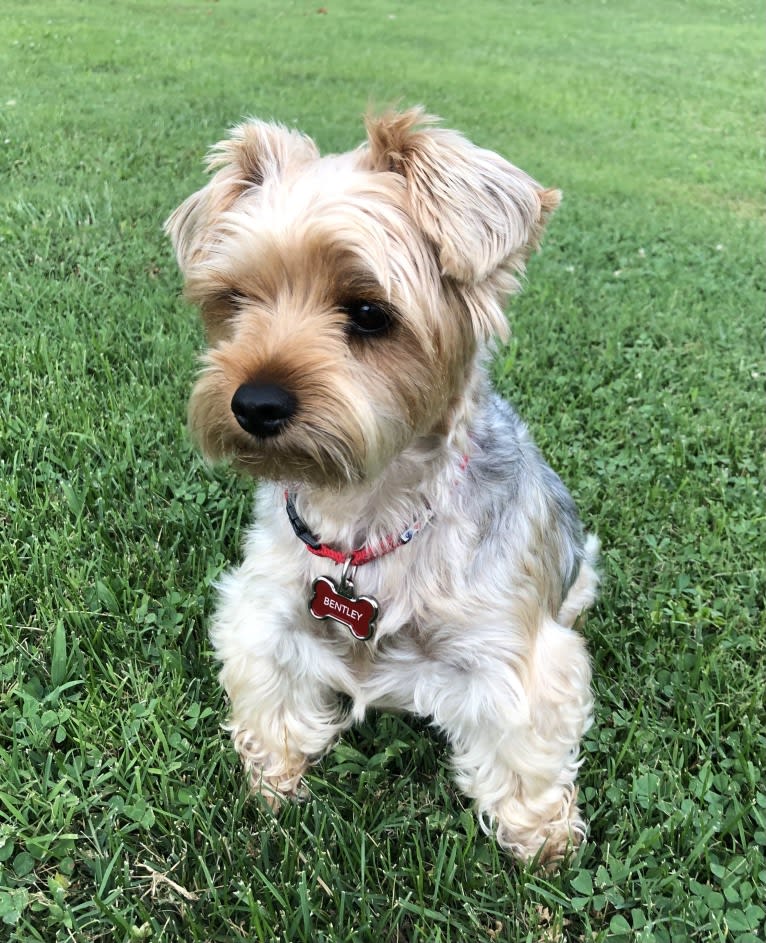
[166,108,598,865]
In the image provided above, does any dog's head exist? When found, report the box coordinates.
[166,108,559,486]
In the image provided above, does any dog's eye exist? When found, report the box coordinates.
[342,300,394,337]
[221,290,247,307]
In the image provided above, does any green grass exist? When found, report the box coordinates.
[1,0,764,940]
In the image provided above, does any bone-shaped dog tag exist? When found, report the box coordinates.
[309,575,378,641]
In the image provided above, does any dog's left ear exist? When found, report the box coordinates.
[365,108,560,286]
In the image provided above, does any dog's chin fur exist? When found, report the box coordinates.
[166,107,598,866]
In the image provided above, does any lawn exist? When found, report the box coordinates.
[1,1,764,940]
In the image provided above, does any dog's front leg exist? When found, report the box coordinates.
[210,568,348,808]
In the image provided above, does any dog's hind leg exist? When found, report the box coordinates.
[432,617,593,866]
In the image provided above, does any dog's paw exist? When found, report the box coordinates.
[230,726,309,810]
[490,786,586,870]
[249,766,309,810]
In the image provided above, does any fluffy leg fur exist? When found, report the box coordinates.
[212,560,350,807]
[442,616,593,865]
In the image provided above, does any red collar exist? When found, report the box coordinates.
[284,491,432,566]
[284,454,469,567]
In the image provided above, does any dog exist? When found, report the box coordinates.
[165,108,599,865]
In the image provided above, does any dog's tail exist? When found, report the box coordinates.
[558,534,600,629]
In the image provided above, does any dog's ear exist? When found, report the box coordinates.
[165,120,319,272]
[364,108,560,285]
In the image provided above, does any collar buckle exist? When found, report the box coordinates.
[285,493,321,550]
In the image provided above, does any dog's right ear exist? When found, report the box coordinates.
[165,120,319,273]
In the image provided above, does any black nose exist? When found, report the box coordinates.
[231,383,297,438]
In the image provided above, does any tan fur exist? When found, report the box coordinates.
[166,109,598,867]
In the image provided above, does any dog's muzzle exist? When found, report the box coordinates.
[231,383,297,438]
